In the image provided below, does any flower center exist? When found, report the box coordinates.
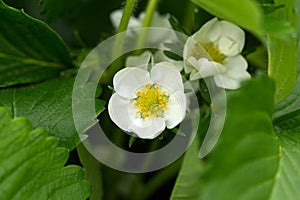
[201,42,227,64]
[134,84,169,119]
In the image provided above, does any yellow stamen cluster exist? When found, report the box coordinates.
[201,42,227,64]
[134,84,169,119]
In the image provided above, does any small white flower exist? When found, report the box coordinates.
[110,9,176,45]
[183,18,251,89]
[108,62,186,139]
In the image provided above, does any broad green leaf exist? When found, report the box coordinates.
[40,0,91,22]
[273,76,300,127]
[202,76,277,199]
[273,0,300,120]
[170,139,203,200]
[271,128,300,199]
[274,77,300,117]
[0,107,91,200]
[262,4,285,14]
[267,0,298,104]
[274,108,300,129]
[0,77,105,150]
[191,0,264,37]
[198,76,300,200]
[0,0,73,87]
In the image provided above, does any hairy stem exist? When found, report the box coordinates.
[136,0,159,48]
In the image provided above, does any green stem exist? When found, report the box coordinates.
[182,1,195,33]
[136,0,159,48]
[117,0,137,33]
[114,0,137,56]
[100,0,137,84]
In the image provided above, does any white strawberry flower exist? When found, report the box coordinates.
[108,62,186,139]
[110,9,176,45]
[184,18,251,89]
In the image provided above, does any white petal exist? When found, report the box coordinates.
[190,70,202,80]
[217,37,241,56]
[129,117,166,139]
[110,9,141,30]
[214,74,241,90]
[139,12,177,44]
[183,37,211,61]
[186,57,225,80]
[186,57,201,71]
[184,63,195,74]
[198,58,225,77]
[188,80,200,92]
[150,12,172,28]
[110,10,123,29]
[192,18,221,43]
[184,55,197,74]
[217,20,245,56]
[214,55,251,89]
[183,37,192,59]
[128,18,142,29]
[172,61,184,72]
[113,67,152,99]
[164,90,186,129]
[108,93,132,132]
[186,57,206,80]
[150,62,184,92]
[225,55,247,70]
[224,55,251,80]
[125,51,152,68]
[138,12,174,44]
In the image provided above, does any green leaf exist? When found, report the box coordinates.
[170,139,203,200]
[0,107,91,200]
[191,0,264,37]
[163,51,183,61]
[273,0,300,117]
[274,77,300,118]
[257,0,274,3]
[40,0,89,21]
[0,77,105,150]
[261,4,285,14]
[267,36,297,105]
[196,76,300,200]
[267,0,298,104]
[0,0,73,87]
[274,108,300,129]
[271,128,300,199]
[201,76,277,199]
